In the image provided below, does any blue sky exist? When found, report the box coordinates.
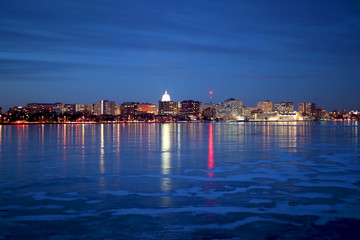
[1,0,359,111]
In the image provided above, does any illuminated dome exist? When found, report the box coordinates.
[161,90,171,102]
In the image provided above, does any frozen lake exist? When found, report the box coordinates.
[1,122,360,239]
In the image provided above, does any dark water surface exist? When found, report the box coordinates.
[0,122,359,239]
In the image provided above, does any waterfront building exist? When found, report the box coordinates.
[278,112,303,121]
[200,103,216,120]
[180,100,200,117]
[85,104,94,115]
[63,104,75,113]
[255,112,279,121]
[74,104,93,115]
[75,104,84,113]
[94,102,101,115]
[54,103,65,114]
[94,100,115,115]
[243,107,258,120]
[200,103,215,112]
[137,103,157,115]
[25,103,62,114]
[316,108,328,119]
[121,102,138,120]
[257,101,274,113]
[274,102,294,114]
[105,101,115,115]
[298,102,316,116]
[158,90,179,116]
[115,104,121,116]
[202,106,216,120]
[216,98,244,120]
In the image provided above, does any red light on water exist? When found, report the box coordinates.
[208,124,214,177]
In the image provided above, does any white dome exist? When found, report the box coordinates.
[161,90,171,101]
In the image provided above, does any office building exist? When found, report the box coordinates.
[137,103,157,115]
[274,102,294,114]
[180,100,200,117]
[94,100,115,115]
[216,98,244,120]
[257,101,274,113]
[158,90,179,116]
[298,102,316,116]
[121,102,138,119]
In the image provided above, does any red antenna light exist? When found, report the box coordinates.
[209,90,213,104]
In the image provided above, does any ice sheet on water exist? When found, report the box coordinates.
[64,192,79,196]
[106,200,360,226]
[8,214,78,221]
[172,216,291,231]
[42,165,65,169]
[183,165,239,174]
[85,200,103,204]
[99,185,272,200]
[294,181,360,190]
[98,190,131,196]
[1,123,359,238]
[248,199,273,204]
[275,191,334,199]
[23,192,87,201]
[133,172,291,183]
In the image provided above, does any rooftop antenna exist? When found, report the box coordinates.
[209,90,213,104]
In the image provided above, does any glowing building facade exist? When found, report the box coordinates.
[298,102,316,116]
[94,100,115,115]
[257,101,274,113]
[180,100,200,117]
[216,98,244,120]
[274,102,294,114]
[158,90,179,116]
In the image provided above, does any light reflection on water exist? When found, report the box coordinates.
[208,124,214,178]
[161,123,171,175]
[0,122,359,239]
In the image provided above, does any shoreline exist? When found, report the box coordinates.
[0,119,358,125]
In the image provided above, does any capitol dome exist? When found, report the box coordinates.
[161,90,171,102]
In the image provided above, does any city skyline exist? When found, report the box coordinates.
[1,0,360,111]
[0,89,357,113]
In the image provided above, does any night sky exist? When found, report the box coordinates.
[1,0,359,111]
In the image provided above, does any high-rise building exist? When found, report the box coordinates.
[94,100,115,115]
[75,104,85,113]
[115,104,122,116]
[121,102,138,119]
[74,104,94,115]
[257,101,274,113]
[274,102,294,114]
[84,104,94,115]
[216,98,244,120]
[158,90,179,116]
[180,100,200,117]
[298,102,316,116]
